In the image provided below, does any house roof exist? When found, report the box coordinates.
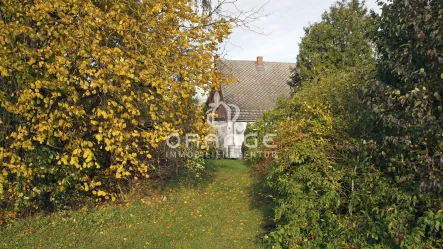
[218,59,295,122]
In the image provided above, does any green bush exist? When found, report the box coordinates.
[251,0,443,248]
[253,69,375,248]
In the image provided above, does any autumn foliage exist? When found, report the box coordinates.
[0,0,231,221]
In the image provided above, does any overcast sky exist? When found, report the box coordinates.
[220,0,382,63]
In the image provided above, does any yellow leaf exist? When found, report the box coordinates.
[95,134,103,142]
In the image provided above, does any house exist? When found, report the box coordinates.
[207,56,295,158]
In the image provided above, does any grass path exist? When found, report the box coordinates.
[1,160,272,248]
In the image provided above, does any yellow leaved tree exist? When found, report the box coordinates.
[0,0,231,221]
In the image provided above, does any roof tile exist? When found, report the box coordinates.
[219,60,294,121]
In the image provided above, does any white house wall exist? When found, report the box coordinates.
[212,121,248,158]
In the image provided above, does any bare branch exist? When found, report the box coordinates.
[209,0,270,34]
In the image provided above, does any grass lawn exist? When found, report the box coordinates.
[0,160,273,249]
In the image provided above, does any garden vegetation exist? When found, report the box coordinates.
[0,0,231,223]
[248,0,443,247]
[1,0,442,248]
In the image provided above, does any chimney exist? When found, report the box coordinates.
[257,56,264,70]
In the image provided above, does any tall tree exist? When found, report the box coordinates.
[0,0,231,221]
[289,0,375,90]
[249,1,377,247]
[363,1,443,245]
